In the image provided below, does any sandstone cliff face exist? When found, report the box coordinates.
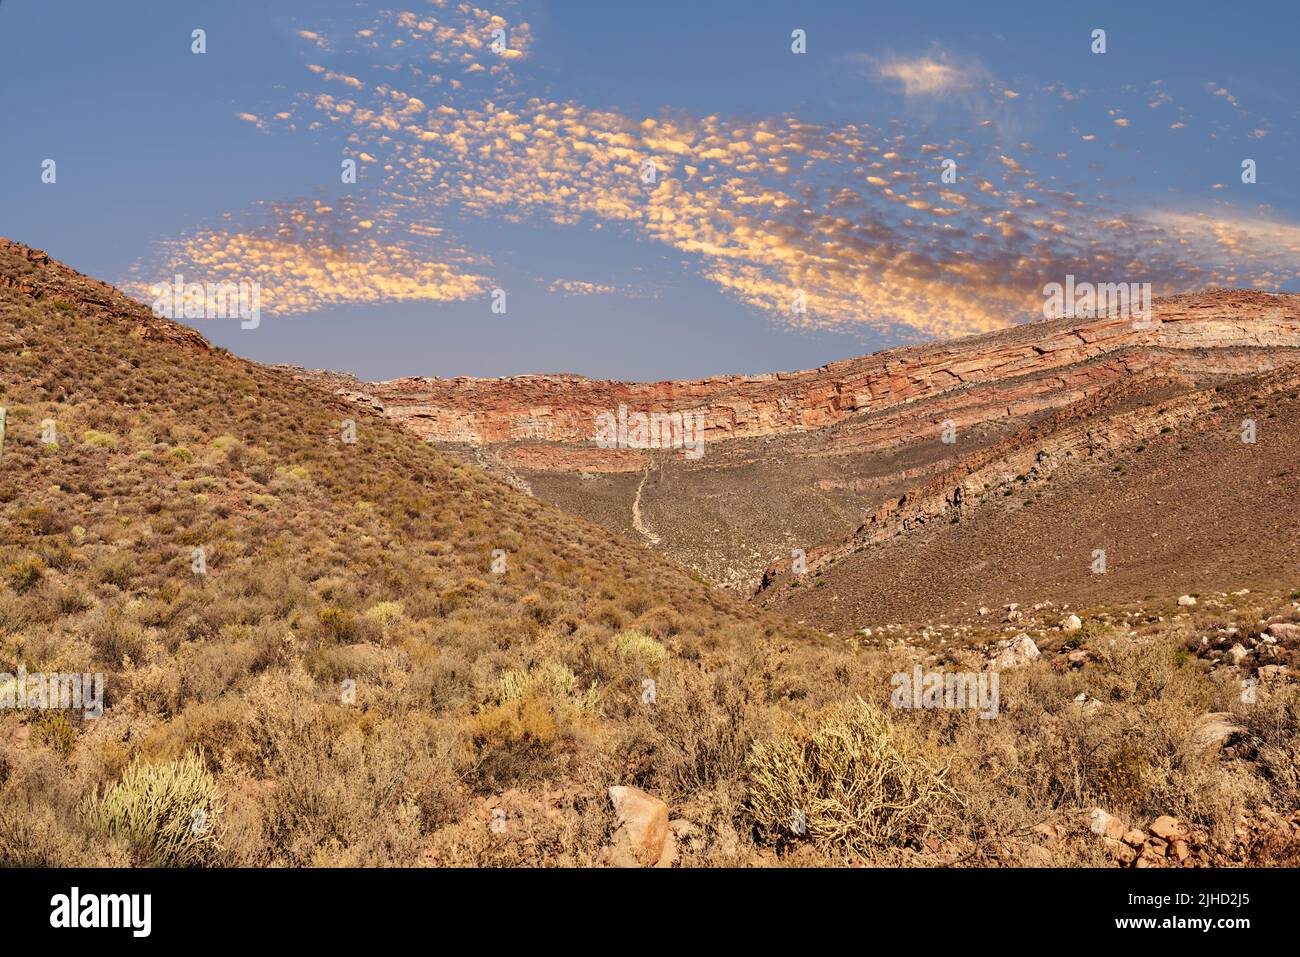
[304,291,1300,458]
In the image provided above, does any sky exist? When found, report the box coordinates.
[2,0,1297,381]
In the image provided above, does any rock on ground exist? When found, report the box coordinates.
[607,785,673,867]
[990,633,1040,669]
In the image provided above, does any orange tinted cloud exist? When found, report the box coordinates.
[127,198,490,315]
[143,4,1297,339]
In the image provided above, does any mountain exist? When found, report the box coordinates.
[2,238,1296,868]
[293,290,1300,600]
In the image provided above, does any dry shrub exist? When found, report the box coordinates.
[87,608,150,667]
[243,671,459,864]
[460,654,609,793]
[614,629,669,670]
[32,711,78,757]
[647,664,757,797]
[746,698,962,854]
[137,697,256,772]
[363,600,405,638]
[633,605,681,639]
[3,557,45,593]
[464,694,558,789]
[1242,684,1300,806]
[989,638,1251,838]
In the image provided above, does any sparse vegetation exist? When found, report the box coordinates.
[0,242,1296,869]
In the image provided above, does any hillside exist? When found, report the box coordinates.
[1,238,1297,868]
[293,291,1300,593]
[758,363,1300,628]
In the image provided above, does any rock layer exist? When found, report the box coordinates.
[295,290,1300,458]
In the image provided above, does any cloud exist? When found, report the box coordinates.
[135,4,1296,341]
[547,279,619,297]
[873,53,980,98]
[126,198,490,316]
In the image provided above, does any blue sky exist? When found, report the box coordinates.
[2,0,1297,380]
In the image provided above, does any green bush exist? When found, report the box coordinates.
[81,429,118,449]
[87,750,221,866]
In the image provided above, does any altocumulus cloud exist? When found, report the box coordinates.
[126,197,491,316]
[132,1,1300,339]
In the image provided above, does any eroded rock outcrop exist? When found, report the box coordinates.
[293,291,1300,461]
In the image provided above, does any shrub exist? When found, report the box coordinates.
[746,698,962,853]
[81,429,118,449]
[614,629,669,669]
[648,665,756,795]
[32,712,78,757]
[464,694,560,789]
[1242,685,1300,806]
[3,557,46,593]
[274,465,310,482]
[93,554,134,589]
[88,609,149,667]
[363,601,405,635]
[316,607,360,643]
[497,661,599,712]
[53,586,94,616]
[1068,618,1109,649]
[19,507,65,536]
[86,750,222,866]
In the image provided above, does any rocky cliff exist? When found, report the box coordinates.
[294,290,1300,459]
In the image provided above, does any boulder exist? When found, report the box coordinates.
[1266,622,1300,641]
[1062,614,1083,632]
[1191,712,1246,751]
[1122,828,1148,847]
[607,785,670,867]
[1088,808,1126,841]
[1149,815,1190,842]
[1024,844,1053,867]
[1104,837,1138,864]
[991,633,1040,669]
[1177,595,1197,607]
